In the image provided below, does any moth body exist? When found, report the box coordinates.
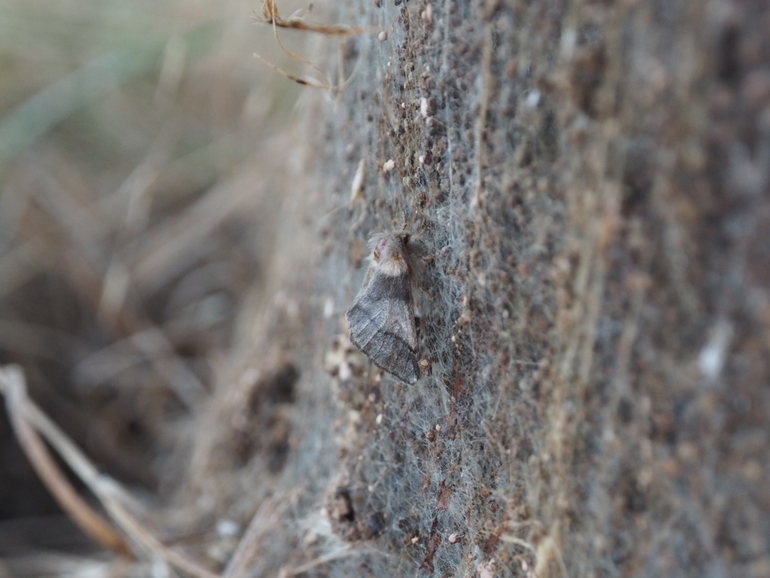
[345,233,419,384]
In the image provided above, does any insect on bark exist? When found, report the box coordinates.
[345,232,419,384]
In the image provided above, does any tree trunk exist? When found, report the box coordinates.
[191,1,770,576]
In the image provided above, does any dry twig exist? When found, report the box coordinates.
[254,0,371,35]
[222,494,293,578]
[252,0,374,89]
[0,365,130,557]
[0,364,218,578]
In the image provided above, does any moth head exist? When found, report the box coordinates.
[369,232,411,277]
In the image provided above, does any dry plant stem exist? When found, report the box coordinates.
[283,550,351,577]
[95,485,219,578]
[282,545,387,577]
[471,23,494,209]
[0,364,218,578]
[499,534,537,554]
[252,53,330,90]
[253,0,376,90]
[222,496,292,578]
[0,365,130,557]
[256,0,372,35]
[262,0,332,89]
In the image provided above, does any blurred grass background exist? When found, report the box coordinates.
[0,0,315,562]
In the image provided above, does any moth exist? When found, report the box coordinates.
[345,232,419,384]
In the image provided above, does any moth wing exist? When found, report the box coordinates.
[346,272,419,384]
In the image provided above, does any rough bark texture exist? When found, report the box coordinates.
[178,1,770,576]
